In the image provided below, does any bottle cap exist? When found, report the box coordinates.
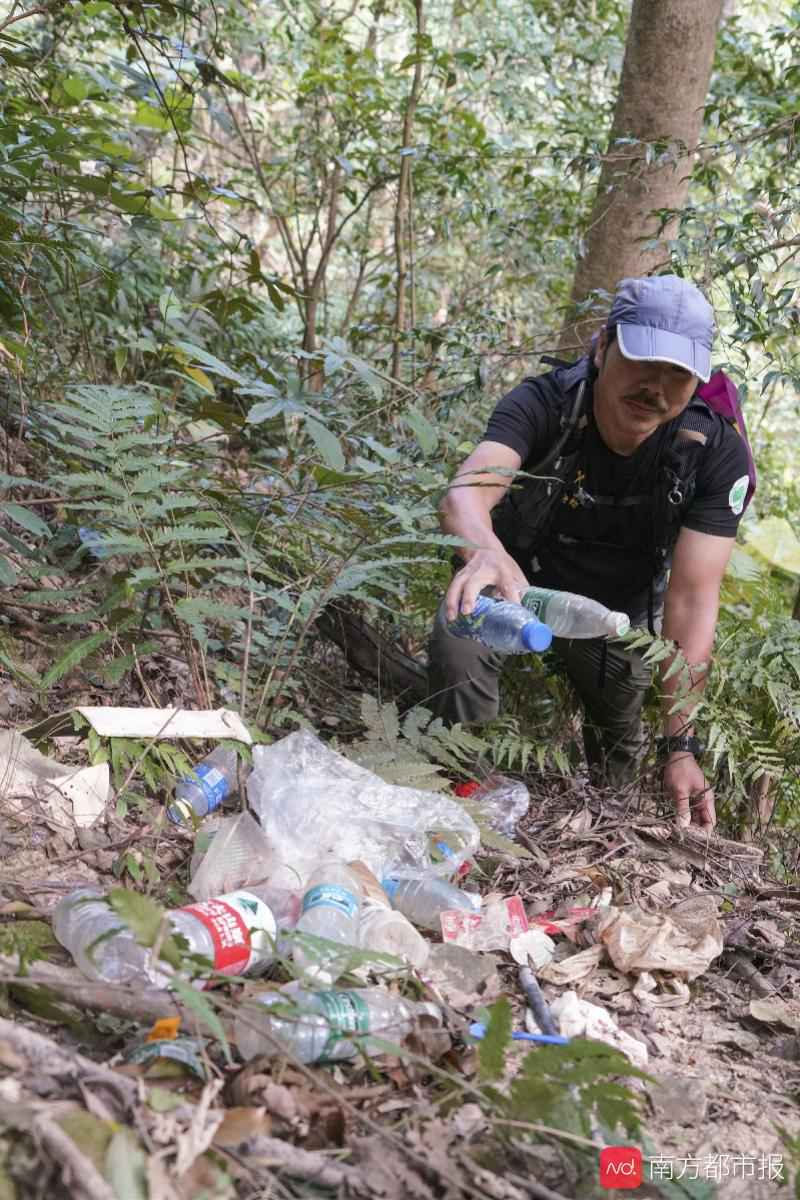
[521,620,553,652]
[167,800,193,825]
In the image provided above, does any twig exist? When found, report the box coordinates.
[0,954,180,1023]
[238,1136,356,1188]
[0,6,47,33]
[32,1109,118,1200]
[488,1118,598,1151]
[0,1016,139,1105]
[505,1169,572,1200]
[721,950,778,998]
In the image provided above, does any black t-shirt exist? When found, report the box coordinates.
[484,372,751,617]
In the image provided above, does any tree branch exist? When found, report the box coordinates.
[0,6,48,34]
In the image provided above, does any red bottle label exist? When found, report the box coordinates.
[181,898,252,975]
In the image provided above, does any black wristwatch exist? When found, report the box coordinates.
[656,735,705,761]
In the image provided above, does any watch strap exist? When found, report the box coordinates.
[657,735,704,760]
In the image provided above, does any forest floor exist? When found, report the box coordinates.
[2,670,800,1199]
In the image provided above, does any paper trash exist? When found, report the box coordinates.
[25,706,252,745]
[76,707,252,743]
[537,990,649,1070]
[0,730,109,830]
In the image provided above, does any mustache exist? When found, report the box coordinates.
[623,390,668,413]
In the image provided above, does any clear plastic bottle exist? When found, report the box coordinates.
[358,900,430,970]
[293,861,361,986]
[381,876,478,932]
[448,595,552,653]
[234,985,441,1063]
[53,885,284,988]
[520,586,630,639]
[52,887,152,984]
[168,746,242,825]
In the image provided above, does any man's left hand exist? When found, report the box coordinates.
[662,753,716,830]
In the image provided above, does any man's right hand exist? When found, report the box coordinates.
[444,549,530,621]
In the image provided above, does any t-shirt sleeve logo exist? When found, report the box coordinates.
[728,474,749,516]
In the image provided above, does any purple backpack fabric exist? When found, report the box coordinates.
[696,371,757,512]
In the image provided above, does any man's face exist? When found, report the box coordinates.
[593,328,697,450]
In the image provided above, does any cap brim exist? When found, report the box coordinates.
[617,324,711,383]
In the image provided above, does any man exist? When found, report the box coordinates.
[428,275,752,830]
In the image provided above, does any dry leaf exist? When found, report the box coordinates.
[212,1106,273,1148]
[749,998,800,1029]
[539,943,603,984]
[174,1081,224,1176]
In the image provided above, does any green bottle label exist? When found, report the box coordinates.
[522,587,555,623]
[315,990,371,1058]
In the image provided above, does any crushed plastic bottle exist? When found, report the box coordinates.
[520,586,630,639]
[359,902,430,970]
[52,887,150,984]
[448,594,552,653]
[381,875,478,932]
[234,985,441,1063]
[454,773,530,838]
[53,885,286,988]
[293,861,361,985]
[345,860,429,970]
[169,746,242,824]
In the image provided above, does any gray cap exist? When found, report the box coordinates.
[608,275,715,383]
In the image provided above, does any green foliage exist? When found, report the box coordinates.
[107,888,183,970]
[478,997,513,1081]
[505,1038,648,1140]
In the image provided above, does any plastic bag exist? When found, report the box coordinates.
[247,729,480,889]
[454,773,530,837]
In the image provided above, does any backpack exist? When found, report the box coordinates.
[696,372,757,512]
[490,359,756,626]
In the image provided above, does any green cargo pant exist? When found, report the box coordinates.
[427,599,654,788]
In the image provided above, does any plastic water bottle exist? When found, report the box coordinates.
[293,862,361,985]
[169,747,241,824]
[53,886,282,987]
[52,887,151,984]
[358,900,430,970]
[381,876,478,932]
[448,595,552,653]
[234,985,441,1063]
[520,586,630,639]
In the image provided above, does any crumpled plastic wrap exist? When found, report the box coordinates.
[454,773,530,837]
[596,897,723,983]
[247,729,480,889]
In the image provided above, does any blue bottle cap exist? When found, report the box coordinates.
[521,620,553,652]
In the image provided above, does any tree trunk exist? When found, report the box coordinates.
[563,0,724,350]
[316,600,429,707]
[391,0,425,384]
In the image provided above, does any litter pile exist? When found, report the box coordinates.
[3,710,800,1199]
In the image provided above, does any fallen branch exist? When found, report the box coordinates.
[316,598,428,705]
[32,1109,118,1200]
[239,1135,356,1188]
[0,1016,139,1106]
[0,954,180,1023]
[721,950,775,998]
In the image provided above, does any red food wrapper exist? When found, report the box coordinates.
[440,895,529,951]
